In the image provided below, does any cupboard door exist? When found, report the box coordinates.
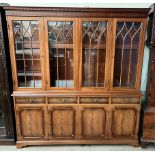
[79,104,107,139]
[48,104,78,139]
[15,104,47,141]
[111,19,147,90]
[45,18,77,90]
[109,105,140,139]
[7,17,44,90]
[80,19,111,91]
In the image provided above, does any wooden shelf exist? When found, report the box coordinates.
[83,44,106,49]
[49,43,73,49]
[19,80,42,88]
[18,72,41,76]
[15,42,139,50]
[16,58,40,61]
[15,41,40,49]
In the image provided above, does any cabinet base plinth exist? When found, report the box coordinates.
[16,139,139,149]
[141,138,155,148]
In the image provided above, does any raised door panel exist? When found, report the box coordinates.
[79,105,107,139]
[48,105,78,139]
[110,18,147,91]
[79,18,112,91]
[15,104,47,141]
[109,105,140,139]
[7,17,45,90]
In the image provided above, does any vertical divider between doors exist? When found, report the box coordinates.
[74,18,79,91]
[78,18,82,91]
[105,19,113,91]
[109,19,117,91]
[39,17,46,90]
[43,18,50,90]
[77,18,81,139]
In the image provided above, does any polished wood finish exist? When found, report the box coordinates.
[0,6,15,144]
[4,6,149,148]
[79,104,107,139]
[109,104,140,140]
[15,104,47,141]
[4,6,149,18]
[48,104,78,139]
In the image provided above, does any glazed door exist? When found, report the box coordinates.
[15,104,47,141]
[110,18,147,91]
[79,18,111,92]
[44,18,77,90]
[7,17,45,90]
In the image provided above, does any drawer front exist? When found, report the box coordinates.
[111,97,140,104]
[48,97,77,104]
[15,97,45,104]
[80,97,109,104]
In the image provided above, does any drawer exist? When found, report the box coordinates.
[15,97,45,104]
[48,97,77,104]
[111,97,140,104]
[80,97,109,104]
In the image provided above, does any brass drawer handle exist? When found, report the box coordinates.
[123,98,127,103]
[123,98,132,103]
[61,98,66,103]
[123,98,128,103]
[29,98,33,103]
[94,98,99,102]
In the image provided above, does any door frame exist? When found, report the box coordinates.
[109,18,147,92]
[78,18,113,92]
[44,17,78,91]
[7,16,45,91]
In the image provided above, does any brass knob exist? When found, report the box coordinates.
[29,98,33,103]
[94,98,98,102]
[61,98,66,103]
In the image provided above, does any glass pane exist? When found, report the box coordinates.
[48,21,74,88]
[82,21,107,87]
[113,22,142,88]
[13,20,42,88]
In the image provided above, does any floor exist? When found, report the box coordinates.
[0,144,155,151]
